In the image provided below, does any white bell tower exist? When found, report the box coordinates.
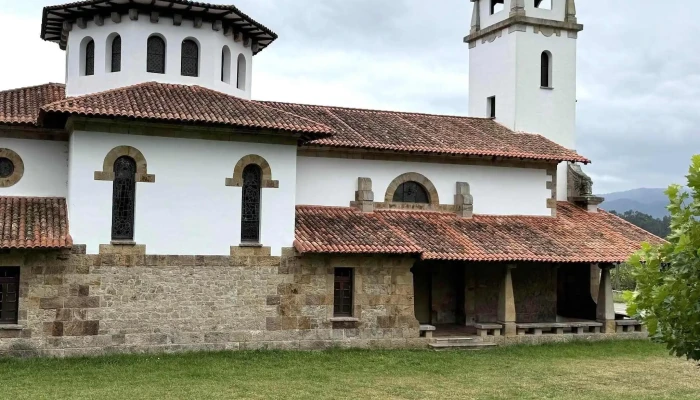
[465,0,583,201]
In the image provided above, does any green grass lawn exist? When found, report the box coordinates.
[1,341,698,400]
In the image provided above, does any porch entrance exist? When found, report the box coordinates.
[412,262,465,326]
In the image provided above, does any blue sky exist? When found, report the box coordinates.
[1,0,698,194]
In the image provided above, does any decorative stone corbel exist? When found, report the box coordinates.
[111,12,121,24]
[510,0,526,17]
[455,182,474,218]
[470,0,480,34]
[128,9,139,21]
[212,20,222,31]
[567,164,604,213]
[150,12,159,23]
[173,14,183,26]
[94,14,104,27]
[76,17,87,29]
[565,0,577,23]
[353,177,374,213]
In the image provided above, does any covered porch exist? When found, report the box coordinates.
[414,260,644,341]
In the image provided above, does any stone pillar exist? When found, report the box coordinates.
[354,177,374,213]
[565,0,577,23]
[596,264,616,333]
[470,0,480,34]
[455,182,474,218]
[510,0,525,17]
[498,264,517,336]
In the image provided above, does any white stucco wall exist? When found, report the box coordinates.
[296,156,552,216]
[68,131,296,256]
[65,16,253,98]
[0,137,68,197]
[469,0,578,201]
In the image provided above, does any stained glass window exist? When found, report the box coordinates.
[111,35,122,73]
[147,36,166,74]
[111,156,136,241]
[0,268,19,325]
[0,157,14,178]
[393,181,430,204]
[334,268,353,317]
[181,39,199,77]
[241,164,262,243]
[85,39,95,76]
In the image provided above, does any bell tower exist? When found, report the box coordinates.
[465,0,583,201]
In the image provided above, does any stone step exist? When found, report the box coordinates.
[428,342,498,351]
[434,336,479,344]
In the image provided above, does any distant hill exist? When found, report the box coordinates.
[598,188,670,218]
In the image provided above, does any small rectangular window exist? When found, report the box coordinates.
[0,267,20,325]
[487,96,496,119]
[490,0,505,15]
[333,268,353,317]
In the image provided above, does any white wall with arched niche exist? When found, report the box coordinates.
[0,138,68,197]
[65,16,253,98]
[296,156,553,216]
[68,131,296,256]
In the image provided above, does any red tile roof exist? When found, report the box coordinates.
[0,197,72,250]
[42,1,277,54]
[294,202,665,263]
[41,82,333,137]
[0,83,65,126]
[260,102,589,163]
[1,81,588,163]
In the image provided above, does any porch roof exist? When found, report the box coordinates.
[0,197,73,250]
[294,202,666,263]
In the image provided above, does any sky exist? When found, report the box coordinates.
[1,0,698,194]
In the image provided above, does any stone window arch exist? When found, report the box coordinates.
[147,35,166,74]
[226,155,278,189]
[111,156,137,241]
[94,146,155,183]
[0,149,24,188]
[83,37,95,76]
[385,173,439,206]
[181,38,199,77]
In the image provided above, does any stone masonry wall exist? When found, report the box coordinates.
[0,247,424,357]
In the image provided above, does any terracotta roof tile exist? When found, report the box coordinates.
[260,102,589,163]
[294,202,666,263]
[41,82,333,136]
[0,83,65,126]
[0,197,72,250]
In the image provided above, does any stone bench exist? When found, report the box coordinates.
[516,321,603,336]
[475,323,503,337]
[419,324,436,339]
[615,320,646,333]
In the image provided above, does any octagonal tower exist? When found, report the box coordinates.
[41,0,277,98]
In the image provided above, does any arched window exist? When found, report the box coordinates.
[393,181,430,204]
[181,39,199,77]
[241,164,262,243]
[85,39,95,76]
[147,36,166,74]
[221,46,231,83]
[112,156,137,241]
[237,54,247,90]
[541,51,552,88]
[110,35,122,73]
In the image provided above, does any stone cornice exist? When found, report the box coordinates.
[464,15,584,44]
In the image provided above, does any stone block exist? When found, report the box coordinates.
[230,246,272,257]
[63,321,99,336]
[266,295,281,306]
[64,296,100,309]
[39,297,64,310]
[43,322,64,337]
[266,317,280,331]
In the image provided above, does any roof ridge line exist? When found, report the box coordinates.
[0,82,65,94]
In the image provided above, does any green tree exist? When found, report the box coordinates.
[627,155,700,361]
[610,210,671,238]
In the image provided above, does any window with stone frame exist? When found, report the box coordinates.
[111,156,137,241]
[0,267,19,325]
[334,268,354,317]
[240,164,262,243]
[392,181,430,204]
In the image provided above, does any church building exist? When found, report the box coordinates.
[0,0,663,356]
